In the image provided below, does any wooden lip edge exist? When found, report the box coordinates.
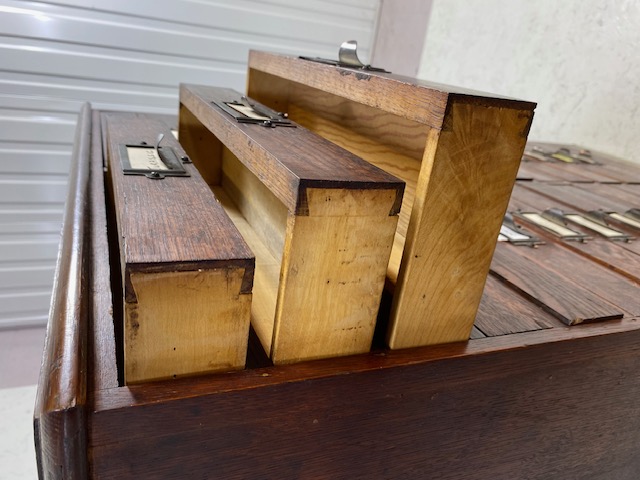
[34,103,92,478]
[88,108,119,392]
[104,111,256,276]
[180,84,411,185]
[123,258,256,302]
[180,84,406,216]
[296,180,405,217]
[248,50,536,117]
[90,316,640,412]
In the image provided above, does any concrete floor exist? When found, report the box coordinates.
[0,327,45,478]
[0,326,46,389]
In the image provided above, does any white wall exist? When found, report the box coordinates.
[418,0,640,164]
[371,0,432,76]
[0,0,381,329]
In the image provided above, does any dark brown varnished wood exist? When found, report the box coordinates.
[34,103,91,480]
[179,85,405,216]
[490,243,624,325]
[523,181,629,212]
[617,183,640,199]
[89,110,118,392]
[580,183,640,210]
[87,318,640,479]
[510,183,640,279]
[475,274,557,336]
[517,159,575,183]
[41,107,640,479]
[104,112,255,275]
[525,141,640,184]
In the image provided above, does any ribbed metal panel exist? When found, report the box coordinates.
[0,0,381,329]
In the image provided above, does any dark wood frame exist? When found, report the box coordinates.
[35,106,640,479]
[34,103,91,479]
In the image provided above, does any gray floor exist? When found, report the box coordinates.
[0,327,45,477]
[0,326,46,389]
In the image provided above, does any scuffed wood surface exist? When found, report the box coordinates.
[34,103,92,480]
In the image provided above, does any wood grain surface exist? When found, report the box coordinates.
[475,274,557,336]
[212,186,281,356]
[271,188,398,363]
[510,183,640,280]
[104,112,254,383]
[248,50,536,127]
[247,50,535,350]
[388,100,532,348]
[491,243,625,325]
[280,101,420,283]
[88,319,640,479]
[179,84,404,215]
[525,141,640,183]
[42,103,640,479]
[104,112,254,271]
[89,110,118,391]
[524,181,629,212]
[34,103,91,480]
[517,158,596,183]
[179,86,404,363]
[581,183,640,210]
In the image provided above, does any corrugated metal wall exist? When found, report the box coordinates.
[0,0,381,329]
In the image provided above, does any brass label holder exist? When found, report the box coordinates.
[498,213,544,247]
[120,134,190,179]
[515,209,590,242]
[215,96,294,128]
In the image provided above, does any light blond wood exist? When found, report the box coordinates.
[215,172,399,362]
[179,84,403,363]
[221,147,287,262]
[212,187,281,355]
[247,51,534,349]
[106,112,255,385]
[286,103,419,278]
[272,188,398,363]
[215,186,400,362]
[124,268,251,384]
[388,102,529,348]
[288,83,430,160]
[178,104,222,185]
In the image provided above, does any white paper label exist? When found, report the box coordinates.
[521,213,580,237]
[565,214,624,238]
[610,213,640,229]
[126,147,169,171]
[227,103,271,121]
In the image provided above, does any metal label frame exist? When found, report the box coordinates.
[120,144,190,179]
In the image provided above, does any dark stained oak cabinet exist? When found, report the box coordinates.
[34,108,640,477]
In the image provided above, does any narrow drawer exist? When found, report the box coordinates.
[179,85,404,364]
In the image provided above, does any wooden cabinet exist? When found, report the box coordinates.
[35,77,640,479]
[103,112,254,384]
[247,51,536,348]
[179,85,403,364]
